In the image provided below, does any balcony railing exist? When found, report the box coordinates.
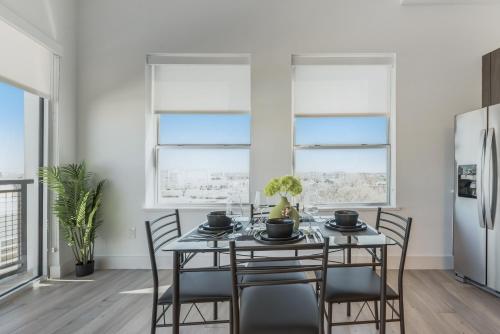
[0,179,33,280]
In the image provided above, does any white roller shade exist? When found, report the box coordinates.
[0,18,53,97]
[292,56,394,116]
[150,55,251,113]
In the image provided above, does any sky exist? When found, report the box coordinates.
[295,116,387,173]
[159,114,251,144]
[0,82,24,176]
[294,116,387,145]
[158,114,387,174]
[0,98,386,177]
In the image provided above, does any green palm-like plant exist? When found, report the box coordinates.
[40,162,105,265]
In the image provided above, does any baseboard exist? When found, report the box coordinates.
[95,254,453,270]
[49,259,75,278]
[404,255,453,270]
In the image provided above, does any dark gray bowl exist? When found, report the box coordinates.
[207,211,232,227]
[334,210,359,227]
[266,218,294,238]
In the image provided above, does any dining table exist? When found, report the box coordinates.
[162,216,397,334]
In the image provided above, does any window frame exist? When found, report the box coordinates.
[291,54,396,208]
[146,54,253,208]
[153,112,252,207]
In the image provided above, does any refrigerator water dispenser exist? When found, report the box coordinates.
[458,164,477,198]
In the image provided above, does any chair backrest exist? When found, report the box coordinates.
[229,239,329,334]
[375,208,412,293]
[145,210,181,298]
[250,203,300,219]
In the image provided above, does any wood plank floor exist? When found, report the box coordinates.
[0,270,499,334]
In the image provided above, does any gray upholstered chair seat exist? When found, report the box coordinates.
[239,284,320,334]
[242,259,305,283]
[322,267,398,303]
[159,271,232,304]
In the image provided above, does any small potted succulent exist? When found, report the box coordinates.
[264,175,302,231]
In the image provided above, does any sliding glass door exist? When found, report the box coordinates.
[0,81,46,297]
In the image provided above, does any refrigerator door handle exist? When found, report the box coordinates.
[484,128,497,230]
[477,129,487,228]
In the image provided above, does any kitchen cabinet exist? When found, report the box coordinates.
[483,48,500,107]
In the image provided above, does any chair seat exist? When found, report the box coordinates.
[322,267,398,303]
[242,260,306,283]
[240,284,320,334]
[159,271,232,304]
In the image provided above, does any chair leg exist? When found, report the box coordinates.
[399,297,405,334]
[229,300,234,334]
[327,302,332,334]
[347,302,351,316]
[150,302,157,334]
[374,301,379,330]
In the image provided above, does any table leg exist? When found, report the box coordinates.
[172,251,180,334]
[347,240,352,317]
[380,245,387,334]
[213,251,218,320]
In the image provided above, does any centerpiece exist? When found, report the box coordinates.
[264,175,302,232]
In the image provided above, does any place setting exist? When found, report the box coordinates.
[180,210,245,242]
[323,210,368,232]
[252,218,306,245]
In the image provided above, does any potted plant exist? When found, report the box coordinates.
[264,175,302,231]
[40,162,105,277]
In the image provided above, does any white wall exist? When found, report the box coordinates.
[0,0,78,277]
[76,0,500,269]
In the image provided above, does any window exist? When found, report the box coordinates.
[0,82,24,178]
[292,55,395,206]
[0,80,47,294]
[149,55,251,205]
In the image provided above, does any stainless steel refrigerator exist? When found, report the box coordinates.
[454,103,500,294]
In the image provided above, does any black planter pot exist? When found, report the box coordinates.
[75,261,94,277]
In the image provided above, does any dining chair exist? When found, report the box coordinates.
[320,208,412,334]
[229,239,330,334]
[145,210,233,334]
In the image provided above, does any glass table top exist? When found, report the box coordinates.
[162,217,397,252]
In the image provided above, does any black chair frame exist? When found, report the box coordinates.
[145,210,232,334]
[323,208,413,334]
[229,239,330,334]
